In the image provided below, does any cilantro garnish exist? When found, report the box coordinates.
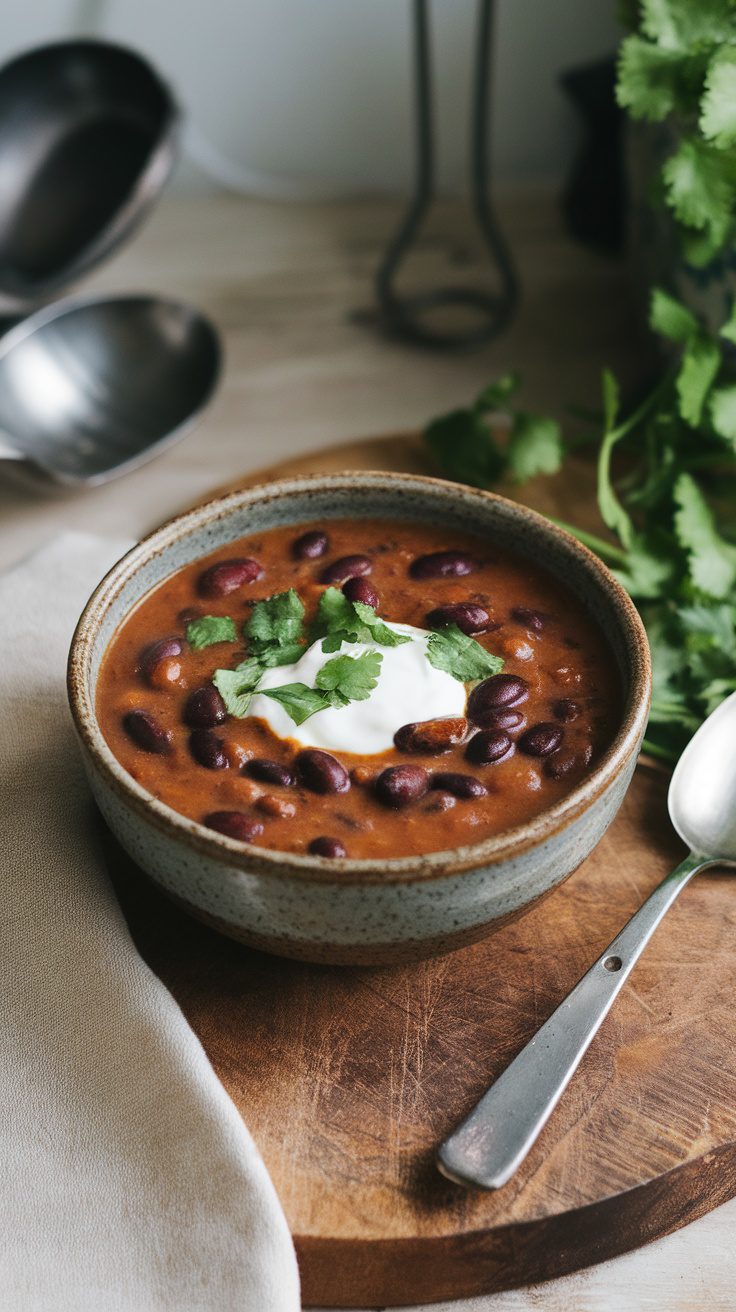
[426,625,504,682]
[261,651,383,725]
[312,587,410,652]
[186,615,238,650]
[244,589,306,667]
[212,657,262,718]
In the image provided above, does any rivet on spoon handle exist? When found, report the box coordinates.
[437,850,709,1190]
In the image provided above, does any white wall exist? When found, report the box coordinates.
[3,0,620,194]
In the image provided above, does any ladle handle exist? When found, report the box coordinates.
[437,851,707,1190]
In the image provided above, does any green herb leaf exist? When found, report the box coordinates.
[244,589,306,666]
[649,287,698,343]
[424,408,506,489]
[640,0,733,48]
[186,614,238,650]
[473,373,521,412]
[617,35,683,122]
[261,683,332,725]
[211,657,263,718]
[700,46,736,149]
[673,472,736,598]
[675,334,721,425]
[709,383,736,446]
[506,414,563,483]
[313,587,409,651]
[613,530,679,599]
[426,624,504,682]
[315,650,383,703]
[663,137,734,251]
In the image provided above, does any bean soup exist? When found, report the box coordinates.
[97,519,621,860]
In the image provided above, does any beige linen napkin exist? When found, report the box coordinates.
[0,533,300,1312]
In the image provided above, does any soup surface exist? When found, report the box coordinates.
[97,518,621,859]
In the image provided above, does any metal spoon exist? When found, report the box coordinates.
[438,691,736,1190]
[0,294,221,486]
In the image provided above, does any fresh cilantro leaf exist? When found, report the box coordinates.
[351,602,410,648]
[617,35,683,121]
[649,287,698,342]
[426,625,504,682]
[186,614,238,650]
[673,472,736,598]
[663,138,734,250]
[702,677,736,715]
[262,651,383,725]
[244,589,306,665]
[709,384,736,446]
[261,683,332,725]
[212,657,263,718]
[720,299,736,345]
[315,651,382,703]
[700,46,736,149]
[614,530,678,599]
[313,588,409,651]
[675,334,721,425]
[424,408,506,489]
[506,414,563,483]
[640,0,733,51]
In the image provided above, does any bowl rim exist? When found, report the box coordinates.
[67,470,652,886]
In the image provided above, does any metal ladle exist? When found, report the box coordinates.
[0,295,221,486]
[438,691,736,1190]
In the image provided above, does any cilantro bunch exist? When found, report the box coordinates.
[423,0,736,767]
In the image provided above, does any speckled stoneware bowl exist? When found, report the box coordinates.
[68,472,651,965]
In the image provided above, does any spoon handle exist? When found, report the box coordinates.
[437,851,707,1189]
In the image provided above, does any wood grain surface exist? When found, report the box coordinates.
[110,435,736,1308]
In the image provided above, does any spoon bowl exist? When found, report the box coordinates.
[0,40,178,313]
[669,691,736,862]
[0,295,221,485]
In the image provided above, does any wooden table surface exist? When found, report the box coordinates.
[2,189,733,1310]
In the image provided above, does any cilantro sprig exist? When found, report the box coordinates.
[186,615,238,650]
[427,624,504,682]
[260,651,383,725]
[312,587,410,651]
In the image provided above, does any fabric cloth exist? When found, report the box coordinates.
[0,533,300,1312]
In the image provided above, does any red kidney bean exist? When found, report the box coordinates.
[467,674,529,723]
[139,636,182,683]
[122,710,172,755]
[197,558,264,598]
[409,550,477,579]
[426,602,492,634]
[431,771,489,799]
[184,685,227,728]
[204,811,263,842]
[510,606,547,632]
[343,576,379,608]
[472,706,526,733]
[257,794,297,818]
[518,722,564,757]
[375,764,429,808]
[394,717,468,754]
[296,749,351,794]
[320,554,372,584]
[309,835,347,858]
[189,728,229,770]
[465,730,512,765]
[553,698,581,722]
[423,790,457,812]
[292,529,329,559]
[246,758,295,787]
[544,751,580,780]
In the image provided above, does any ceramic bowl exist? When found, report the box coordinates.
[68,472,651,965]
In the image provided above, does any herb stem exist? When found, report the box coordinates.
[550,518,628,565]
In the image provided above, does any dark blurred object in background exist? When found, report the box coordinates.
[560,56,624,256]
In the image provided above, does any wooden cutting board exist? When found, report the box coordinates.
[109,434,736,1308]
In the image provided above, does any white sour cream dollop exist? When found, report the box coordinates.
[248,621,466,754]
